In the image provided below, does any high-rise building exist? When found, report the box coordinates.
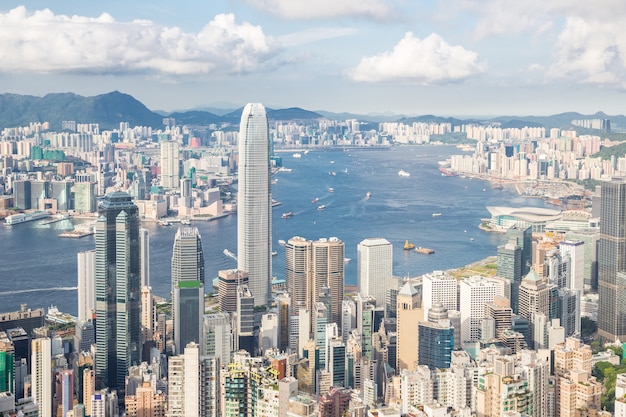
[518,270,558,349]
[77,250,96,323]
[237,103,272,307]
[94,192,141,392]
[31,337,51,417]
[598,178,626,342]
[218,269,249,314]
[507,225,533,276]
[497,240,522,313]
[565,229,599,290]
[160,141,180,189]
[396,281,423,371]
[285,237,312,314]
[559,240,585,292]
[171,227,205,298]
[459,276,496,343]
[422,270,458,318]
[74,182,96,214]
[0,334,14,394]
[202,313,232,363]
[357,238,393,307]
[139,228,150,287]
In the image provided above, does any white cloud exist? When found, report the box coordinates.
[243,0,394,21]
[547,17,626,86]
[347,32,485,84]
[0,6,279,75]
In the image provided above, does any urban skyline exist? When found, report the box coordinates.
[1,2,626,117]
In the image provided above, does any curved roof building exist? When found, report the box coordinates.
[486,206,562,232]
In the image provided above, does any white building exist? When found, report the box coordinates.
[559,240,585,291]
[260,313,279,353]
[423,271,458,318]
[160,140,180,188]
[31,337,52,417]
[238,103,272,307]
[357,238,393,307]
[202,313,232,364]
[459,277,496,343]
[77,250,95,323]
[400,366,434,414]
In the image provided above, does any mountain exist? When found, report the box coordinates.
[0,91,163,130]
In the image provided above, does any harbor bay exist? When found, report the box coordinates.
[0,145,551,315]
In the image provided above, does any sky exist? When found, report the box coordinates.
[0,1,625,117]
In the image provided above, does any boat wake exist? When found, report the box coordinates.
[0,286,78,296]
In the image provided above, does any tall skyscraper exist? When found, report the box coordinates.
[238,103,272,307]
[139,228,150,287]
[598,179,626,342]
[160,141,180,189]
[357,238,392,307]
[94,192,141,392]
[31,337,52,417]
[77,250,96,323]
[171,227,205,354]
[396,281,423,371]
[497,240,522,313]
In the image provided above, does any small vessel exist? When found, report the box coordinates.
[398,169,411,177]
[329,171,336,176]
[415,247,435,254]
[317,205,326,211]
[432,213,442,217]
[328,188,334,193]
[330,160,335,164]
[470,237,474,241]
[271,179,278,184]
[158,219,171,226]
[272,251,278,257]
[278,239,286,246]
[281,212,294,219]
[180,218,191,225]
[366,192,372,199]
[279,167,292,172]
[344,258,351,264]
[293,153,302,158]
[304,150,310,154]
[403,240,415,250]
[312,197,320,204]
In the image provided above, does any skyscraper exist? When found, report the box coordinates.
[160,141,180,189]
[171,227,205,354]
[598,178,626,342]
[357,238,392,307]
[94,192,141,392]
[77,250,96,323]
[31,337,51,417]
[238,103,272,307]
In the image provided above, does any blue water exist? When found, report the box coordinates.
[0,146,549,315]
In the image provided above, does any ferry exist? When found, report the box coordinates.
[317,205,326,211]
[281,212,294,219]
[366,192,372,199]
[432,213,442,217]
[312,197,320,204]
[5,211,50,225]
[293,153,302,158]
[398,169,411,177]
[403,240,415,250]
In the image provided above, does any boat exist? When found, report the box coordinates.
[180,218,191,225]
[330,160,335,164]
[329,171,336,176]
[281,212,294,219]
[304,150,310,154]
[272,251,278,257]
[293,153,302,158]
[278,239,286,246]
[311,197,320,204]
[328,188,334,193]
[403,240,415,250]
[398,169,411,177]
[271,179,278,184]
[366,192,372,199]
[158,219,172,226]
[344,258,351,264]
[439,167,457,177]
[279,167,292,172]
[415,247,435,254]
[432,213,442,217]
[5,211,50,225]
[317,205,326,211]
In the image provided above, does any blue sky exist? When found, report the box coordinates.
[0,1,625,116]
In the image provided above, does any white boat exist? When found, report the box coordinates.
[304,150,310,154]
[432,213,442,217]
[180,218,191,225]
[272,251,278,257]
[317,205,326,211]
[329,171,336,176]
[293,153,302,158]
[5,211,50,225]
[278,239,286,246]
[279,167,292,172]
[366,192,372,199]
[281,212,294,219]
[328,188,334,193]
[312,197,320,204]
[398,169,411,177]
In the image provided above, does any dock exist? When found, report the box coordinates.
[59,230,94,239]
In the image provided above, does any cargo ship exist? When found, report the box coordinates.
[5,211,50,225]
[439,167,457,177]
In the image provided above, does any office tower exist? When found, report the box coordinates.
[218,270,249,314]
[314,303,330,368]
[275,293,291,351]
[124,382,166,417]
[202,313,232,363]
[286,236,345,330]
[399,367,434,414]
[50,181,71,211]
[0,334,14,394]
[341,300,357,344]
[507,225,533,275]
[598,179,626,342]
[32,337,52,417]
[559,241,584,291]
[140,286,153,344]
[484,296,513,342]
[77,250,96,323]
[422,270,458,318]
[459,276,496,343]
[259,313,279,353]
[236,285,255,354]
[497,240,522,313]
[160,140,180,188]
[171,227,205,353]
[396,281,423,371]
[518,270,558,349]
[139,228,150,287]
[418,320,454,370]
[74,182,96,213]
[238,103,272,307]
[30,180,49,210]
[13,180,31,209]
[357,238,393,307]
[565,229,599,290]
[60,370,74,417]
[386,276,404,318]
[94,191,141,392]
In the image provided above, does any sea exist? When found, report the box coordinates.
[0,145,551,316]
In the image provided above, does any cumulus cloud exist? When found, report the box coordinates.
[243,0,394,21]
[347,32,486,84]
[548,17,626,86]
[0,6,279,75]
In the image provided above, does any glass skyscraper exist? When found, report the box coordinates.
[598,178,626,342]
[237,103,272,307]
[94,192,141,392]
